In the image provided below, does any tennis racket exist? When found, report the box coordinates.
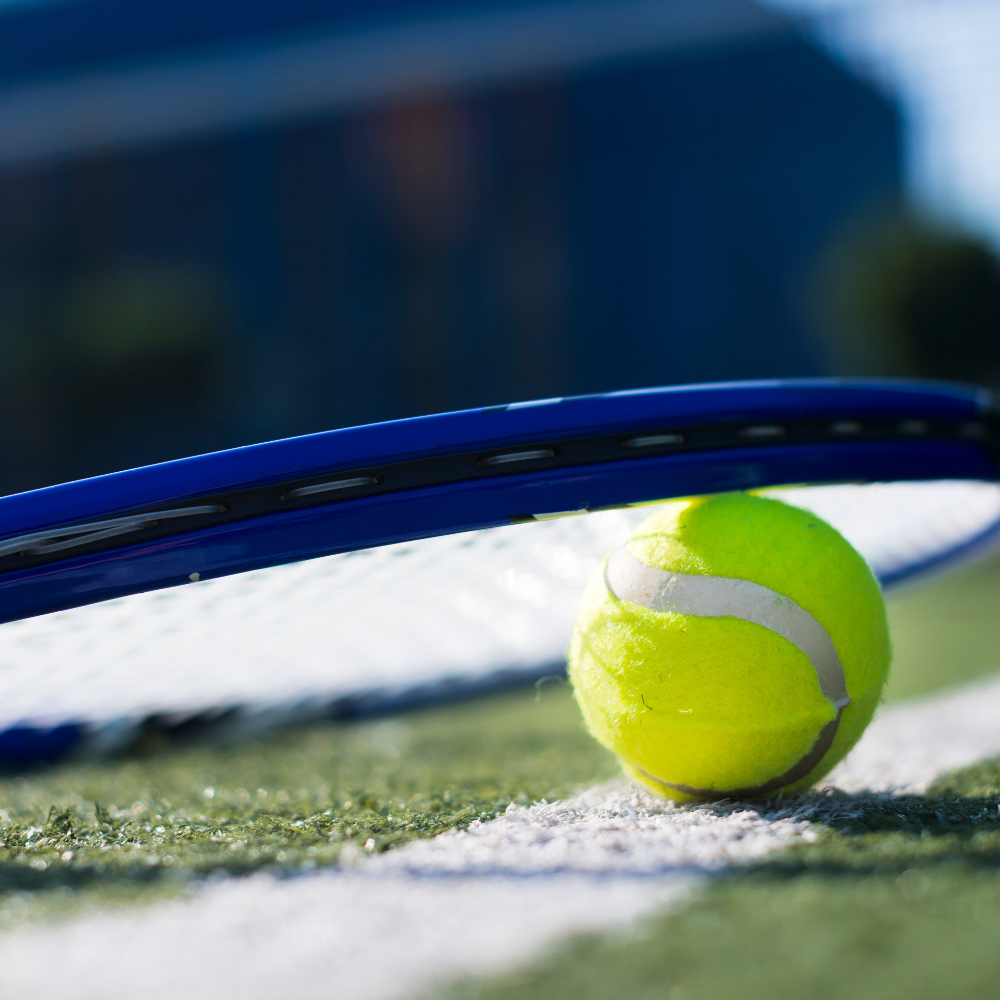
[0,377,997,765]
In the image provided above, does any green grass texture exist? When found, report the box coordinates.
[0,680,618,928]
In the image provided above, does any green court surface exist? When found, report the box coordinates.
[0,679,617,928]
[0,553,999,994]
[884,554,1000,700]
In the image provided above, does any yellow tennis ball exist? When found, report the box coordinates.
[567,492,890,800]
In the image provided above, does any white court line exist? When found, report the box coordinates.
[2,673,1000,1000]
[822,672,1000,794]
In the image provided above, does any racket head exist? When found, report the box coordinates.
[0,376,995,625]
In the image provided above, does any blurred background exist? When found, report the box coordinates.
[0,0,996,494]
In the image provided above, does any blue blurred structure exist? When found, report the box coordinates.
[0,0,901,493]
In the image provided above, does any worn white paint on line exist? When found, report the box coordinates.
[359,779,815,878]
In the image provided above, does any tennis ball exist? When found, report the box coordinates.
[567,492,890,800]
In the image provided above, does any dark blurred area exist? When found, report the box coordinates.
[811,211,1000,388]
[0,0,968,495]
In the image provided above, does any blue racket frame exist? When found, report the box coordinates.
[0,377,996,626]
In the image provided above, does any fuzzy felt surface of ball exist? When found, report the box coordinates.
[567,492,891,800]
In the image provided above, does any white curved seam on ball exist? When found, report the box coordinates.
[604,548,850,708]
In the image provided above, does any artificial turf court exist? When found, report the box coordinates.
[1,554,1000,995]
[0,679,619,929]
